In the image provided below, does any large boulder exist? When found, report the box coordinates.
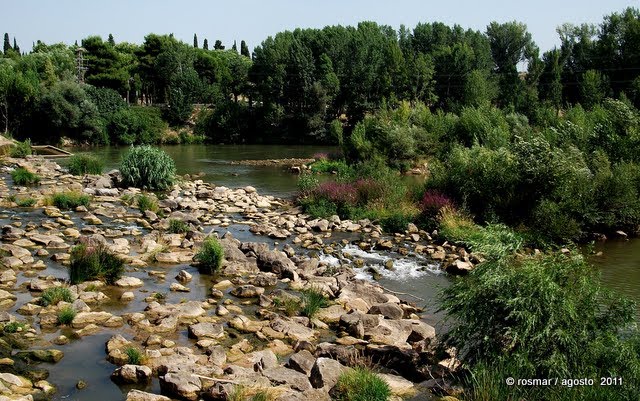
[262,367,312,392]
[309,357,349,390]
[187,322,224,340]
[126,390,171,401]
[159,372,202,401]
[111,365,153,384]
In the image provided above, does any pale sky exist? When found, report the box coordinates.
[4,0,638,52]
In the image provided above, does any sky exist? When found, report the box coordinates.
[3,0,638,53]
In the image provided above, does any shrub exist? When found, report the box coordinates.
[57,306,76,325]
[333,367,391,401]
[69,242,125,285]
[124,346,143,365]
[300,288,329,318]
[420,190,454,218]
[49,191,91,209]
[301,198,337,219]
[136,194,158,213]
[168,219,189,234]
[9,139,31,158]
[380,212,413,234]
[309,159,351,176]
[15,197,36,207]
[40,287,74,306]
[194,236,224,274]
[297,171,319,194]
[440,253,640,400]
[120,145,176,190]
[108,106,166,145]
[67,154,104,175]
[11,168,40,185]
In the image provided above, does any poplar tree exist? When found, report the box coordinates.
[108,33,115,46]
[203,38,209,50]
[232,40,237,52]
[12,38,19,54]
[240,40,250,57]
[3,33,11,55]
[193,34,198,48]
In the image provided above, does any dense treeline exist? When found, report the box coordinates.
[1,7,639,145]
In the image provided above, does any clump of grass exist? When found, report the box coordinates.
[3,321,27,333]
[11,168,40,186]
[168,219,189,234]
[153,292,166,301]
[136,194,158,213]
[69,242,124,285]
[49,191,91,209]
[15,197,36,207]
[40,287,74,306]
[9,139,31,158]
[309,159,352,175]
[300,287,329,318]
[252,391,273,401]
[333,367,391,401]
[124,346,143,365]
[120,145,176,190]
[273,297,302,317]
[194,236,224,274]
[67,154,104,175]
[57,306,77,326]
[120,194,134,206]
[228,385,247,401]
[84,283,98,292]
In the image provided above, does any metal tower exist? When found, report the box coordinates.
[75,47,88,83]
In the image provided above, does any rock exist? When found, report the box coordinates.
[175,270,192,282]
[0,289,17,307]
[262,367,312,392]
[267,318,316,342]
[378,373,416,396]
[120,292,135,302]
[159,371,202,401]
[250,272,278,287]
[445,260,474,275]
[170,283,190,292]
[309,357,348,390]
[230,285,265,298]
[115,277,144,288]
[244,186,257,194]
[15,349,64,363]
[72,311,114,328]
[286,350,316,375]
[126,390,171,401]
[111,364,153,384]
[188,322,224,340]
[368,303,404,320]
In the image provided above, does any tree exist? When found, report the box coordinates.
[232,40,237,52]
[539,48,564,110]
[203,38,209,50]
[82,36,129,94]
[193,34,198,48]
[240,40,250,57]
[214,40,224,50]
[12,38,19,55]
[3,33,11,55]
[579,69,609,109]
[108,34,115,46]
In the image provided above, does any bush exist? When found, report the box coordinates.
[67,154,104,175]
[69,242,125,285]
[3,322,26,333]
[108,106,166,145]
[300,288,329,318]
[124,346,143,365]
[440,252,640,400]
[40,287,74,306]
[168,219,189,234]
[11,168,40,185]
[309,159,352,175]
[120,145,176,190]
[9,139,31,158]
[57,306,76,325]
[194,236,224,274]
[15,197,36,207]
[136,194,158,213]
[333,367,391,401]
[49,192,91,209]
[297,171,319,194]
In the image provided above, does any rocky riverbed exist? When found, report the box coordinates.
[0,156,474,401]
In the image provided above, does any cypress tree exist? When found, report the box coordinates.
[108,33,115,46]
[193,33,198,48]
[214,40,224,50]
[12,38,20,54]
[203,38,209,50]
[3,33,11,55]
[232,40,237,52]
[240,40,250,57]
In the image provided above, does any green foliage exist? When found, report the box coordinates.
[40,287,74,306]
[49,191,91,209]
[168,219,189,234]
[67,154,104,175]
[3,321,27,334]
[194,236,224,274]
[120,145,176,190]
[333,367,391,401]
[124,346,143,365]
[57,306,76,326]
[9,139,31,158]
[11,167,40,185]
[309,159,351,175]
[380,212,413,234]
[69,242,125,285]
[15,197,36,207]
[441,253,640,400]
[136,194,158,212]
[108,106,166,145]
[296,171,319,194]
[300,287,329,318]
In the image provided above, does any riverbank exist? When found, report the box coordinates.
[0,155,463,401]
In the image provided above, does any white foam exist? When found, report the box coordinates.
[319,254,341,267]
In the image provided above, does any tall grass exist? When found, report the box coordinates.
[9,139,31,158]
[57,306,76,326]
[136,194,158,212]
[67,154,104,175]
[69,242,124,285]
[40,287,74,306]
[120,145,176,190]
[194,236,224,274]
[49,191,91,209]
[300,287,329,318]
[11,168,40,185]
[333,367,391,401]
